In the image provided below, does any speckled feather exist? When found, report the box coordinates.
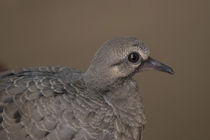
[0,66,145,140]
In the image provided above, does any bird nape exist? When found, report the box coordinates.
[0,37,174,140]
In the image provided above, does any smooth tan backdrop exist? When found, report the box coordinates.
[0,1,209,140]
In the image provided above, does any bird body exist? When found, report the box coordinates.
[0,67,145,140]
[0,37,174,140]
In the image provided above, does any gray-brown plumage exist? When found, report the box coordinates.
[0,37,174,140]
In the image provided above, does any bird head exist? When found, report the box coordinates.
[84,37,174,89]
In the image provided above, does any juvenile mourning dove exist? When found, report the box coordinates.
[0,37,174,140]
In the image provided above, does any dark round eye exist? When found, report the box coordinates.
[128,52,140,63]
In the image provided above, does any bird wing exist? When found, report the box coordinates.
[0,66,115,140]
[0,66,84,140]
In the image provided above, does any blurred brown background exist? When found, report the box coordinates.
[0,0,209,140]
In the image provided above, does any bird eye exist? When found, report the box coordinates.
[128,52,140,63]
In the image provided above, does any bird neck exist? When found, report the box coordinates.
[81,70,125,91]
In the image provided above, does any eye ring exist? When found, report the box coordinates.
[128,52,140,63]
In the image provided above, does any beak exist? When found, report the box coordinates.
[139,57,174,75]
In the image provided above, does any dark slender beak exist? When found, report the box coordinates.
[139,57,174,75]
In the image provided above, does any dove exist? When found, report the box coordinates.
[0,37,174,140]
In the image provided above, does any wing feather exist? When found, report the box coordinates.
[0,67,83,140]
[0,66,115,140]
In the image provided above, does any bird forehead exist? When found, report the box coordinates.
[109,37,150,59]
[124,46,149,60]
[111,43,150,60]
[97,37,150,61]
